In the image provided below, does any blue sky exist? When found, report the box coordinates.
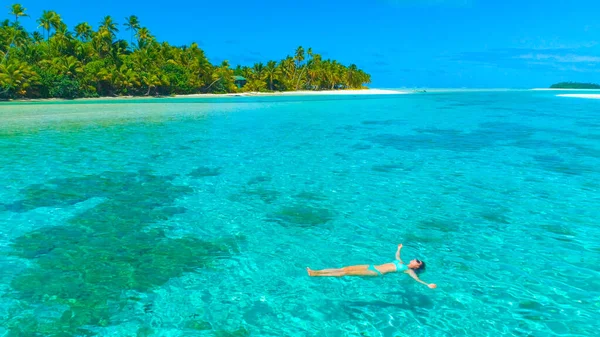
[6,0,600,88]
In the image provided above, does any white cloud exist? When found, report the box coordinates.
[516,53,600,63]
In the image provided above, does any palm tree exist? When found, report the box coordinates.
[52,22,73,52]
[206,60,234,93]
[330,60,344,89]
[9,4,28,24]
[292,46,305,87]
[264,60,278,91]
[306,52,321,90]
[357,69,371,88]
[31,31,43,43]
[252,62,266,79]
[243,62,266,92]
[320,60,334,89]
[115,64,140,94]
[15,41,43,64]
[1,24,28,49]
[99,16,119,39]
[73,39,92,62]
[294,47,315,90]
[124,15,140,48]
[37,10,60,40]
[74,22,92,41]
[294,46,305,66]
[135,27,152,49]
[278,56,295,90]
[345,64,369,89]
[52,56,83,77]
[37,10,53,40]
[109,40,128,67]
[244,78,266,92]
[240,66,252,80]
[0,59,38,97]
[94,16,119,58]
[140,71,167,96]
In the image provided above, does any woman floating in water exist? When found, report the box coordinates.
[307,244,437,289]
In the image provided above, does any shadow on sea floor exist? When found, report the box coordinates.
[3,170,242,336]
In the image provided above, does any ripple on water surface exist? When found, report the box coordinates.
[0,92,599,336]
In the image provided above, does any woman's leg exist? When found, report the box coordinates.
[307,265,374,277]
[343,265,377,276]
[307,267,343,276]
[314,268,343,274]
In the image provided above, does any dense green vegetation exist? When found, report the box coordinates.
[550,82,600,89]
[0,4,371,99]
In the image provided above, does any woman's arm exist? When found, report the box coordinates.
[407,270,437,289]
[395,244,404,263]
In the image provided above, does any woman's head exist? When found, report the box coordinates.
[408,259,426,273]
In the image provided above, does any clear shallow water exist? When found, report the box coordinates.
[0,91,599,336]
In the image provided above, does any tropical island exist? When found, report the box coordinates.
[549,82,600,89]
[0,4,372,100]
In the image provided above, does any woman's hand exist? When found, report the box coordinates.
[395,244,404,262]
[428,284,437,289]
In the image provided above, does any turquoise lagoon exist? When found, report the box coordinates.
[0,91,599,336]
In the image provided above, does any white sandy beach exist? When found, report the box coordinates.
[176,88,409,98]
[531,88,600,91]
[1,89,410,103]
[255,89,408,96]
[532,88,573,91]
[556,94,600,99]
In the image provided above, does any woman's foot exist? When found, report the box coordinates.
[306,267,315,276]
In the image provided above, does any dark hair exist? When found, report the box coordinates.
[415,260,426,274]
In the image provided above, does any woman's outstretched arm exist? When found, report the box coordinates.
[407,270,437,289]
[395,244,404,263]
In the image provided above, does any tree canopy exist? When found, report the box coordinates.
[0,4,371,99]
[549,82,600,89]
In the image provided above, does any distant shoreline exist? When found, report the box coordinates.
[531,88,600,91]
[180,89,409,97]
[8,89,600,103]
[0,89,409,103]
[556,94,600,99]
[548,82,600,89]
